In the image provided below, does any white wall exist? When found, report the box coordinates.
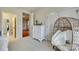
[44,13,58,40]
[58,8,79,19]
[34,8,57,24]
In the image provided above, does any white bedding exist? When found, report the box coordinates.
[52,30,65,45]
[52,30,72,50]
[52,30,61,39]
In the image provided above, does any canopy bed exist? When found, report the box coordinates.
[52,17,79,51]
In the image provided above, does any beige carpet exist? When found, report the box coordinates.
[8,37,53,51]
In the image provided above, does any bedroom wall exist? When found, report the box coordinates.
[34,7,79,41]
[58,8,79,19]
[34,8,59,24]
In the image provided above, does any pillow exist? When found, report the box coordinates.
[52,30,61,40]
[52,32,66,46]
[52,30,61,45]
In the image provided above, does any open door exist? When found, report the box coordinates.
[22,12,30,37]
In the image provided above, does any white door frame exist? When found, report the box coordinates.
[21,11,34,38]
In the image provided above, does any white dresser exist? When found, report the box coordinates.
[33,25,45,42]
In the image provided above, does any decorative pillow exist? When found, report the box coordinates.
[52,32,66,46]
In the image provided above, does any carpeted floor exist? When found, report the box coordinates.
[8,37,53,51]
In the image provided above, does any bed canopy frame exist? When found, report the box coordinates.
[53,17,72,34]
[53,17,79,51]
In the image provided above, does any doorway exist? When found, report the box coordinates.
[22,12,30,37]
[2,12,16,39]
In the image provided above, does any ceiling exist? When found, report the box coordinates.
[0,7,40,12]
[34,7,75,12]
[0,7,78,13]
[18,7,40,12]
[19,7,77,13]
